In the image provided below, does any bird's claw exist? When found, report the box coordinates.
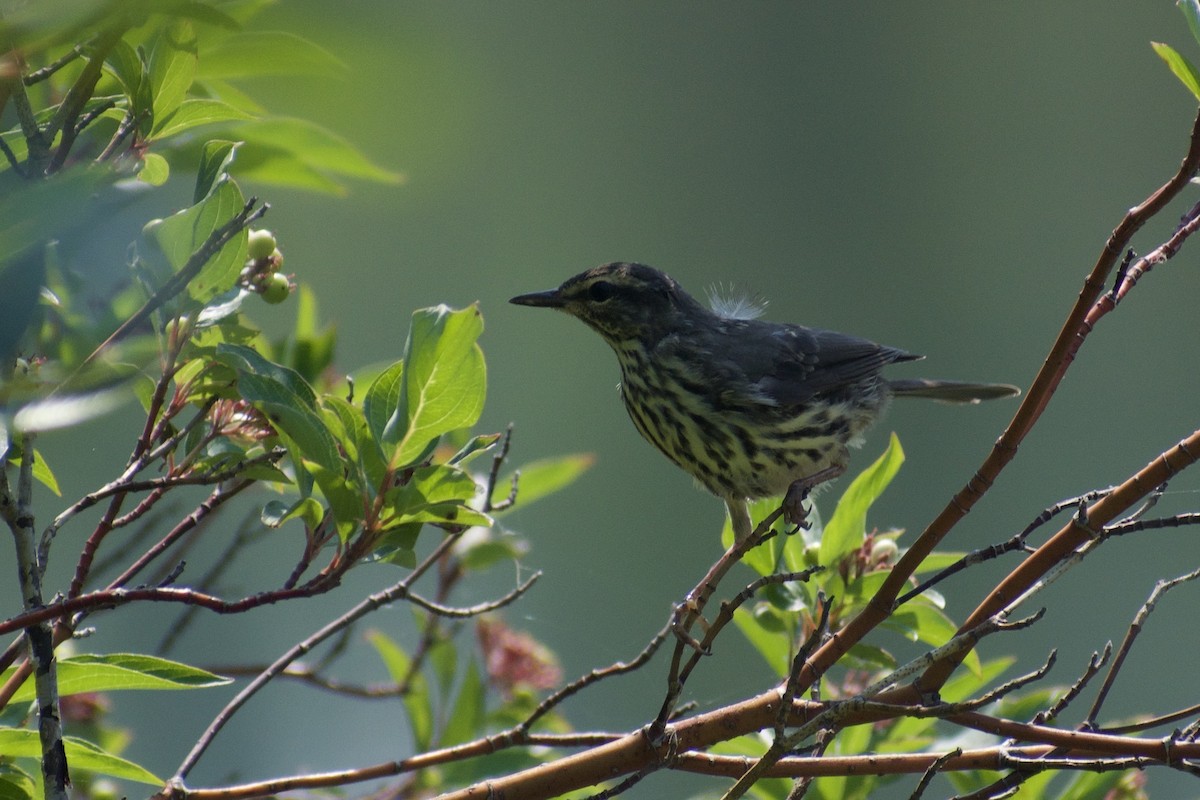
[782,465,845,528]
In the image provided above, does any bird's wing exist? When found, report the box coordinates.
[736,324,920,406]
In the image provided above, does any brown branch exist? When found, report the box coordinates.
[521,623,671,733]
[1085,566,1200,727]
[763,105,1200,710]
[915,427,1200,692]
[167,527,495,784]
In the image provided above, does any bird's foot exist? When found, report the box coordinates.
[782,465,845,530]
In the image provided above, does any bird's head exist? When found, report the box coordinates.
[510,262,705,345]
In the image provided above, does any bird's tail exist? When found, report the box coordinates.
[888,379,1020,404]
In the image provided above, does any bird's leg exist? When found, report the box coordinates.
[782,465,845,529]
[726,498,753,541]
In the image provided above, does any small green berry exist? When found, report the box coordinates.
[164,316,191,346]
[261,272,291,304]
[269,248,284,270]
[142,218,163,238]
[869,538,899,564]
[247,229,277,261]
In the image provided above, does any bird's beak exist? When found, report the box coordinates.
[509,288,566,308]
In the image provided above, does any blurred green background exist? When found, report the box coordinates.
[27,2,1200,797]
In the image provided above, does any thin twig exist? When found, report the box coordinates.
[907,747,961,800]
[897,490,1107,606]
[2,435,69,800]
[23,44,86,84]
[1031,643,1110,726]
[73,96,117,135]
[652,509,785,738]
[44,23,129,173]
[76,199,268,372]
[521,623,671,733]
[1085,566,1200,727]
[483,425,514,512]
[168,527,514,783]
[0,134,24,176]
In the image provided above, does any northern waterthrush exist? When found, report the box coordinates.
[511,263,1019,540]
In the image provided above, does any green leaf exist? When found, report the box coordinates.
[288,285,338,384]
[1053,770,1128,800]
[195,77,266,115]
[709,735,791,799]
[6,448,61,496]
[366,630,433,750]
[1152,41,1200,101]
[732,606,791,677]
[1179,0,1200,49]
[151,176,248,303]
[386,464,491,527]
[441,660,485,747]
[4,654,228,702]
[721,495,793,576]
[492,453,594,512]
[940,656,1015,703]
[103,40,152,133]
[385,305,487,467]
[0,170,108,280]
[217,343,318,408]
[218,344,357,528]
[153,98,255,140]
[139,152,170,185]
[194,139,240,204]
[363,359,405,445]
[0,763,35,800]
[261,496,324,530]
[909,550,967,576]
[198,31,347,79]
[429,638,458,702]
[196,286,250,328]
[374,524,421,565]
[228,116,403,193]
[235,371,338,466]
[842,642,897,672]
[260,499,292,527]
[0,729,161,785]
[323,394,387,491]
[458,534,528,571]
[164,0,241,29]
[448,433,502,466]
[149,19,198,124]
[104,39,144,99]
[885,599,983,678]
[819,434,904,569]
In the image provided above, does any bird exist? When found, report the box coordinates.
[510,263,1019,541]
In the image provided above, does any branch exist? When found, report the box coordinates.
[44,23,129,173]
[785,106,1200,706]
[916,427,1200,691]
[77,199,268,371]
[521,623,671,733]
[2,436,69,799]
[1085,565,1200,727]
[165,527,530,786]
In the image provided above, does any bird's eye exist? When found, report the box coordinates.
[588,281,616,302]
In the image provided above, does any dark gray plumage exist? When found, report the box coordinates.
[511,262,1019,539]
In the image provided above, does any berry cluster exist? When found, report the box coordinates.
[240,229,291,304]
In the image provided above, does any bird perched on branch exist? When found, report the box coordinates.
[511,263,1019,541]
